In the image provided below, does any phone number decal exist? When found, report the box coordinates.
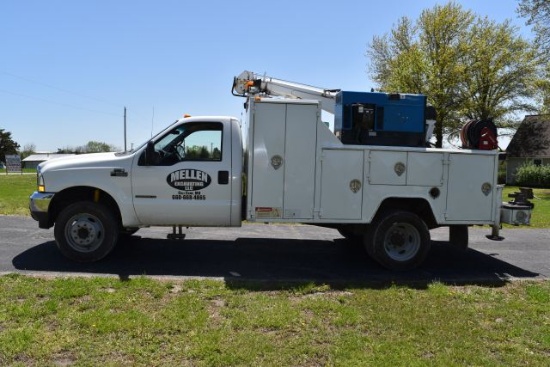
[172,191,206,200]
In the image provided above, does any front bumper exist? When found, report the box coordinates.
[29,191,55,229]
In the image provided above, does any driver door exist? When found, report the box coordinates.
[131,121,232,226]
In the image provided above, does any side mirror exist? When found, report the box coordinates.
[143,141,156,166]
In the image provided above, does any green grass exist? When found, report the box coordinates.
[502,186,550,228]
[0,173,35,216]
[0,275,548,366]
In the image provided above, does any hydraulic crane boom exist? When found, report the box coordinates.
[232,70,340,114]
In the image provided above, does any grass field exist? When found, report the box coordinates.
[0,173,35,216]
[1,173,549,365]
[0,275,548,366]
[502,186,550,228]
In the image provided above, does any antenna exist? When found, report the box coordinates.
[150,106,155,137]
[123,106,127,152]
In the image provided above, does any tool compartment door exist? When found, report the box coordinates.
[283,103,317,219]
[445,153,496,221]
[319,149,364,220]
[248,100,317,220]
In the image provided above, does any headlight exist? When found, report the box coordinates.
[37,173,45,192]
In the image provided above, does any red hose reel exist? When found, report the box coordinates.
[460,119,498,150]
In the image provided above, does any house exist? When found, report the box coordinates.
[506,114,550,184]
[22,153,75,169]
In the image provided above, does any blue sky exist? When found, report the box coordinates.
[1,0,531,152]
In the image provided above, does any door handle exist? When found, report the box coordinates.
[218,171,229,185]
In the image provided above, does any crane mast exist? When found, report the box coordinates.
[232,70,340,114]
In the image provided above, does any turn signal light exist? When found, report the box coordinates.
[37,174,45,192]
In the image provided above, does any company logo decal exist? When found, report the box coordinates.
[167,169,211,191]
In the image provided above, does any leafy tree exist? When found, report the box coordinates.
[518,0,550,52]
[212,147,221,160]
[459,17,539,124]
[56,141,118,154]
[535,70,550,114]
[82,141,117,153]
[56,146,76,154]
[0,129,20,162]
[367,2,540,146]
[199,146,210,159]
[186,145,212,159]
[518,0,550,113]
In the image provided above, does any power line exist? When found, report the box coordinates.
[0,89,121,117]
[1,70,121,107]
[0,71,157,143]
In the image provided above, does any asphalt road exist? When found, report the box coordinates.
[1,216,548,286]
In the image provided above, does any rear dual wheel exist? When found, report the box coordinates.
[365,210,431,271]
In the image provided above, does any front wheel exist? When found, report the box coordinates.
[365,210,431,271]
[54,201,119,262]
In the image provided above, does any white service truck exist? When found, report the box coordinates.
[29,71,533,270]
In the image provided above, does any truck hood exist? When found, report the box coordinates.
[38,152,133,172]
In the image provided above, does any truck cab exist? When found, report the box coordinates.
[30,116,242,262]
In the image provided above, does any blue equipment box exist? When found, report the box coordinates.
[334,91,428,147]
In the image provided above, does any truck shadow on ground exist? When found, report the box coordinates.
[12,236,539,289]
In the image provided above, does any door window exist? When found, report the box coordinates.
[141,122,223,166]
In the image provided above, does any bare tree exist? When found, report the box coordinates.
[20,143,37,160]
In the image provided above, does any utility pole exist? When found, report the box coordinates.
[124,106,127,152]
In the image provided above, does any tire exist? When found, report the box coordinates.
[54,201,119,262]
[449,225,469,250]
[364,226,376,258]
[366,210,431,271]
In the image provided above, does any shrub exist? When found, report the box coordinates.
[515,163,550,188]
